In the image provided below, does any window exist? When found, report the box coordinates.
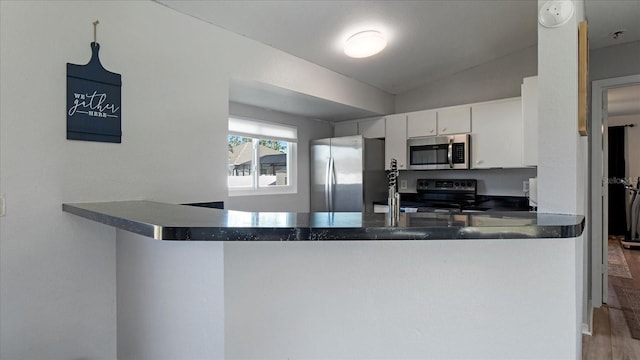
[228,117,297,195]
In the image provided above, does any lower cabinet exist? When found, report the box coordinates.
[471,98,523,169]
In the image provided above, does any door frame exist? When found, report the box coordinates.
[591,74,640,308]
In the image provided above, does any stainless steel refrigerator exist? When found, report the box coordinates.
[310,135,387,213]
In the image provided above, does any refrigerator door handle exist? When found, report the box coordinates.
[325,158,331,210]
[328,157,335,211]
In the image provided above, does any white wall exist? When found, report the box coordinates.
[227,102,332,212]
[536,0,587,341]
[536,0,586,215]
[395,45,537,112]
[398,168,537,196]
[224,237,583,359]
[117,230,224,360]
[0,1,393,359]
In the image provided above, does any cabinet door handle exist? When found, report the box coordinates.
[476,160,484,164]
[429,129,434,133]
[441,127,447,132]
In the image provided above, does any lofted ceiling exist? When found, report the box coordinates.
[585,0,640,49]
[156,0,538,95]
[155,0,640,119]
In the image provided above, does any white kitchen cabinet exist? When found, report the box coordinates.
[384,113,407,170]
[521,76,538,166]
[334,121,358,137]
[358,117,385,138]
[437,106,471,134]
[471,98,523,169]
[407,110,437,138]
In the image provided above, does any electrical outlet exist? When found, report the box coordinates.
[0,195,5,217]
[400,180,408,190]
[523,180,530,194]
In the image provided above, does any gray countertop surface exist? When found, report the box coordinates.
[62,200,584,241]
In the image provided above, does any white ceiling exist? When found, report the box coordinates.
[157,0,539,95]
[155,0,640,120]
[585,0,640,49]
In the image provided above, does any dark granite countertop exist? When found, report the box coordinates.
[62,200,584,241]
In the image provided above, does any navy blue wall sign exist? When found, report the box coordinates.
[67,42,122,143]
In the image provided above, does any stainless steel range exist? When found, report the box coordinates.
[404,178,483,212]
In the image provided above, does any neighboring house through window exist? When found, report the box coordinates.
[228,116,297,195]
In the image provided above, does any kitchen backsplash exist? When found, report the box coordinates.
[398,168,537,196]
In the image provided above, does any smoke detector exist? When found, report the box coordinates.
[538,0,575,28]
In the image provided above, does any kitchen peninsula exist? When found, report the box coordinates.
[63,201,585,359]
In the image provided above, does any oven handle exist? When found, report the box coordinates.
[448,138,454,168]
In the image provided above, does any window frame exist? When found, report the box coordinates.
[228,117,298,197]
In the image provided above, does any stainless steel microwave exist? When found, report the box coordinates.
[407,134,470,170]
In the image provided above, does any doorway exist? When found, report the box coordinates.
[591,75,640,312]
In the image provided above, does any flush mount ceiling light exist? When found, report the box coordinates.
[344,30,387,58]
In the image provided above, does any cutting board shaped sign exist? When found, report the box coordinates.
[67,42,122,143]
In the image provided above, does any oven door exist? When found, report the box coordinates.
[407,134,469,170]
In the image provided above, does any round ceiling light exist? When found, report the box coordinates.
[344,30,387,58]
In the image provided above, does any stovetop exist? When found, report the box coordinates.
[413,178,478,211]
[399,178,530,212]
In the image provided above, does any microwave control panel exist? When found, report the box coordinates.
[452,143,466,164]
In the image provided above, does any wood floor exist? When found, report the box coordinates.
[582,237,640,359]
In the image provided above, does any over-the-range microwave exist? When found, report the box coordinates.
[407,134,470,170]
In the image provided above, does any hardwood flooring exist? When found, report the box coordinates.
[583,237,640,359]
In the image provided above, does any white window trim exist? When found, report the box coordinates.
[228,118,298,197]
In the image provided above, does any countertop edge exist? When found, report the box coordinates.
[62,201,585,241]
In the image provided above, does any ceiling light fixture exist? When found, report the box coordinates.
[344,30,387,58]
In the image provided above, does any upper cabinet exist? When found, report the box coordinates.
[407,110,437,138]
[384,113,407,170]
[471,98,523,169]
[334,121,358,137]
[334,117,385,138]
[437,106,471,134]
[336,81,537,170]
[406,107,470,138]
[358,117,386,139]
[521,76,538,166]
